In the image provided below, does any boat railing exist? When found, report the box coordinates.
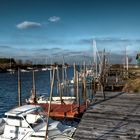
[21,131,34,140]
[22,116,34,131]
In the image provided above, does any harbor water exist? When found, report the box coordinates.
[0,67,92,117]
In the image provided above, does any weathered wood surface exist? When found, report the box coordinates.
[73,92,140,140]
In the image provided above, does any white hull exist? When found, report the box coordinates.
[7,69,15,74]
[0,118,5,135]
[0,123,75,140]
[42,68,48,71]
[21,69,30,72]
[0,105,75,140]
[37,96,76,104]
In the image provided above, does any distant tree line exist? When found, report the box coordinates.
[0,58,69,71]
[0,58,16,64]
[0,58,33,65]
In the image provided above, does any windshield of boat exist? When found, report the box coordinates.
[24,106,46,129]
[6,115,23,120]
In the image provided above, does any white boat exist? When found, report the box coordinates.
[7,69,15,74]
[27,67,33,70]
[20,69,30,72]
[51,96,76,105]
[27,95,76,105]
[0,118,5,135]
[7,58,15,74]
[46,66,53,71]
[34,69,39,72]
[42,68,48,71]
[69,79,91,87]
[37,96,76,104]
[0,104,75,140]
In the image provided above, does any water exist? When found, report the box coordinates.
[0,67,92,117]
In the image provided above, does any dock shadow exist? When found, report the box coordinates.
[91,92,126,106]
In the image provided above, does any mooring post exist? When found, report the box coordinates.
[45,68,55,139]
[32,70,36,103]
[74,63,77,97]
[18,68,21,107]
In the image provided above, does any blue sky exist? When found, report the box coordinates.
[0,0,140,63]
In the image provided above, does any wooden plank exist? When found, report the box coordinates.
[73,92,140,140]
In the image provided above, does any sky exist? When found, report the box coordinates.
[0,0,140,63]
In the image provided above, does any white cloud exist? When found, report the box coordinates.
[16,21,41,29]
[48,16,60,22]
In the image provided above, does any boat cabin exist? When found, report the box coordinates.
[2,105,46,139]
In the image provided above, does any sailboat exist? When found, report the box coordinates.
[42,57,49,71]
[7,58,15,74]
[0,104,76,140]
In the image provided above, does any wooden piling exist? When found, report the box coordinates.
[18,68,21,107]
[92,78,96,102]
[49,68,52,84]
[76,71,80,113]
[64,66,69,94]
[56,67,60,95]
[74,63,77,97]
[32,70,36,103]
[82,75,87,106]
[45,68,55,139]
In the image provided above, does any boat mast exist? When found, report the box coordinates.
[93,40,97,78]
[74,62,77,96]
[18,68,21,106]
[125,46,128,71]
[50,57,53,83]
[76,71,80,113]
[62,56,65,84]
[83,60,86,75]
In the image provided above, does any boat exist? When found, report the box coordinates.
[20,69,30,72]
[0,118,5,135]
[38,96,76,104]
[0,104,76,140]
[34,69,39,72]
[69,76,92,87]
[42,68,48,71]
[25,67,85,119]
[26,95,76,105]
[6,58,15,74]
[7,69,15,74]
[50,96,76,105]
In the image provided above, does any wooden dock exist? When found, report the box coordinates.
[73,92,140,140]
